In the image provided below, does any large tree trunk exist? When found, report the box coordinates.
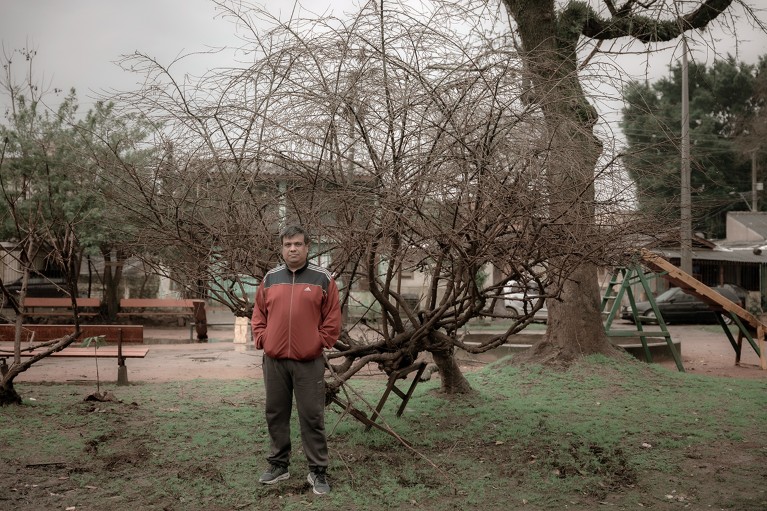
[504,0,616,363]
[502,0,733,364]
[526,264,621,365]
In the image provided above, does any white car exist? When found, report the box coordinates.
[504,281,548,323]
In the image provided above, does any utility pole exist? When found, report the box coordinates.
[680,37,692,275]
[752,151,758,212]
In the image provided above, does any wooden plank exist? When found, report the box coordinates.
[640,249,762,328]
[116,312,189,316]
[24,297,101,308]
[0,325,144,344]
[25,312,100,317]
[640,248,766,370]
[606,330,669,338]
[0,347,149,358]
[119,298,195,308]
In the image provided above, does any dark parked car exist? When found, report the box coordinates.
[718,283,748,309]
[620,286,741,325]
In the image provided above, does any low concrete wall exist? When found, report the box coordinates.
[458,332,681,364]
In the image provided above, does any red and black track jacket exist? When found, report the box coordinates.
[251,261,341,361]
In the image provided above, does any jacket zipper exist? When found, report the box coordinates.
[288,269,295,358]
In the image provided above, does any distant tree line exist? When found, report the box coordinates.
[622,55,767,239]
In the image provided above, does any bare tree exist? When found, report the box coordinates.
[105,0,758,397]
[105,0,673,396]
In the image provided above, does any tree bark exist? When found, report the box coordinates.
[501,0,734,365]
[503,0,615,362]
[101,246,125,322]
[0,380,22,406]
[430,346,474,394]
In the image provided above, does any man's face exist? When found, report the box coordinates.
[281,234,309,271]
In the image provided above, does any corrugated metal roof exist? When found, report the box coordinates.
[654,248,767,264]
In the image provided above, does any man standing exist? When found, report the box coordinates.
[252,225,341,495]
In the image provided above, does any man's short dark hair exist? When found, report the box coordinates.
[279,225,310,245]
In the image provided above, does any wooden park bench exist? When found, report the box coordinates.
[0,344,149,385]
[118,298,200,324]
[23,297,101,319]
[1,346,149,359]
[0,323,146,384]
[118,298,208,341]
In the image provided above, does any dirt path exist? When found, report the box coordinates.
[656,324,766,379]
[10,325,262,384]
[6,323,765,384]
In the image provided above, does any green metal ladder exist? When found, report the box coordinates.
[601,265,685,372]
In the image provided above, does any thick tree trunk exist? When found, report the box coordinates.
[0,380,22,406]
[504,0,614,363]
[430,347,474,394]
[502,0,735,368]
[524,264,622,365]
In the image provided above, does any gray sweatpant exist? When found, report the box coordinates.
[262,355,328,471]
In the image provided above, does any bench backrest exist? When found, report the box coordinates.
[24,297,101,308]
[0,324,144,343]
[119,298,196,308]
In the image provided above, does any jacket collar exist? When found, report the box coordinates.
[286,260,309,274]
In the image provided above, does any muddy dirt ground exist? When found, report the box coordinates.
[3,320,766,511]
[7,321,766,384]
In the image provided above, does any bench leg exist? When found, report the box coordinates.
[193,301,208,342]
[117,357,128,386]
[117,329,128,385]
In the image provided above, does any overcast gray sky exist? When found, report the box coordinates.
[0,0,364,105]
[1,0,765,130]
